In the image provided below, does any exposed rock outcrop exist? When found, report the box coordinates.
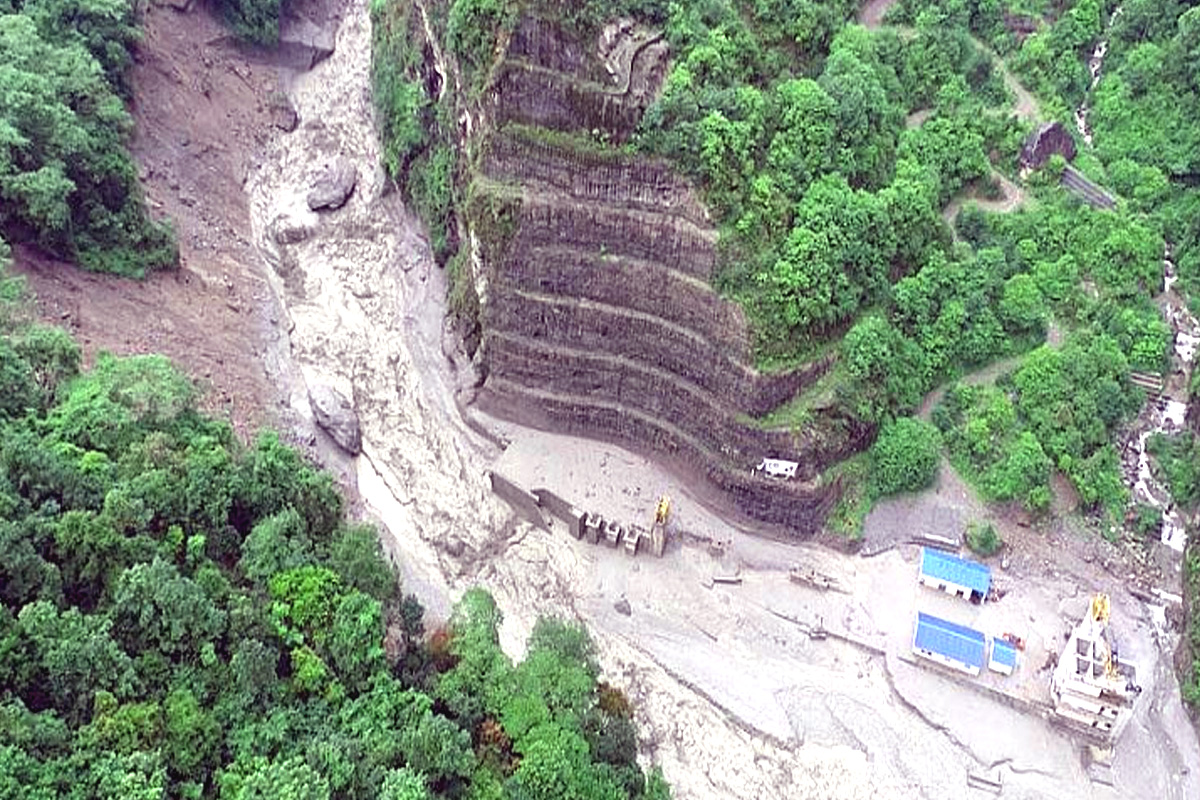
[308,383,362,455]
[307,156,357,210]
[470,125,863,533]
[1020,121,1076,169]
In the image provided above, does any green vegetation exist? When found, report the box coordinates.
[1147,432,1200,511]
[0,0,176,276]
[825,452,872,541]
[214,0,289,44]
[1186,545,1200,709]
[870,417,941,496]
[0,253,667,799]
[965,521,1002,557]
[934,326,1142,514]
[371,0,464,270]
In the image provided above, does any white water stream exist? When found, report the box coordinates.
[1074,6,1123,145]
[1123,248,1200,552]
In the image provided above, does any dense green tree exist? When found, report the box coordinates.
[0,7,175,275]
[871,417,942,495]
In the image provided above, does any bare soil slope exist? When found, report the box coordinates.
[9,1,292,437]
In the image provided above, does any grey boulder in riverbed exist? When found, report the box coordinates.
[308,384,362,455]
[307,157,357,211]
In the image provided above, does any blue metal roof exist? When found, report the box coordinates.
[913,612,986,669]
[990,638,1018,668]
[920,548,991,596]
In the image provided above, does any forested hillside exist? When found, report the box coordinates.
[0,0,176,276]
[377,0,1175,522]
[0,247,668,799]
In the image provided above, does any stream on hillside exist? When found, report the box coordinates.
[1122,248,1200,554]
[1077,6,1200,555]
[1074,5,1123,144]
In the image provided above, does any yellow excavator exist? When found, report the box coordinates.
[649,495,669,557]
[1089,593,1121,679]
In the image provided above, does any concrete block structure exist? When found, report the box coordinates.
[1051,596,1140,741]
[604,521,625,548]
[583,512,603,544]
[912,612,987,676]
[918,548,991,604]
[533,487,584,538]
[488,471,548,531]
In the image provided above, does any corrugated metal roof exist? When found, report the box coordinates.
[991,638,1018,668]
[920,548,991,596]
[913,612,986,669]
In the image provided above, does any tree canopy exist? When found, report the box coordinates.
[0,253,668,799]
[0,0,176,276]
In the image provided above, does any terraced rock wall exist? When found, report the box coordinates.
[466,15,868,534]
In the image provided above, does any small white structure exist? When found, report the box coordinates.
[989,638,1018,676]
[754,458,799,479]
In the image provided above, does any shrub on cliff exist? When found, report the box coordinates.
[870,417,941,496]
[217,0,287,44]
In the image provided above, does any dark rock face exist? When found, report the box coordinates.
[308,384,362,455]
[307,157,357,211]
[1020,121,1076,169]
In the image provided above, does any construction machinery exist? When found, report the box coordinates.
[648,495,669,557]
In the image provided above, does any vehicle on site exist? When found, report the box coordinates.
[753,458,799,480]
[649,495,669,557]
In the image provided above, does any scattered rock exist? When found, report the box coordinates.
[269,96,300,132]
[270,214,313,245]
[308,384,362,455]
[307,157,357,211]
[443,536,466,558]
[614,597,632,616]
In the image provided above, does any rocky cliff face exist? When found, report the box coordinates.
[452,11,868,534]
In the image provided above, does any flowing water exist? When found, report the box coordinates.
[1122,247,1200,552]
[1075,6,1123,145]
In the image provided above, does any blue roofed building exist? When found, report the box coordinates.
[989,637,1018,675]
[918,547,991,603]
[912,612,987,676]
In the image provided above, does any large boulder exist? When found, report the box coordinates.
[308,384,362,455]
[307,157,357,211]
[278,16,335,71]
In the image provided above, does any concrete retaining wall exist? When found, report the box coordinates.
[533,487,583,538]
[489,470,548,530]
